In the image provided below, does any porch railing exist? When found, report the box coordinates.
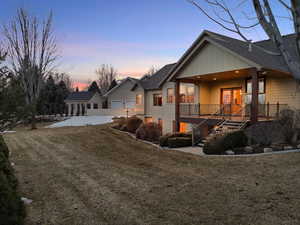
[180,103,289,119]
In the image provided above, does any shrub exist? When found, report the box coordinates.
[159,132,192,147]
[278,108,300,144]
[0,135,25,225]
[126,116,143,133]
[222,130,248,150]
[167,137,192,148]
[136,122,162,142]
[203,131,248,155]
[203,134,225,155]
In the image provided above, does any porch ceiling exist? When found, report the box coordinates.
[177,68,292,83]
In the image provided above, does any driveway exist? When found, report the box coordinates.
[4,124,300,225]
[47,115,113,128]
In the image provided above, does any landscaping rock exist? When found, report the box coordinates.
[244,146,253,153]
[225,150,235,155]
[263,147,273,153]
[284,146,293,150]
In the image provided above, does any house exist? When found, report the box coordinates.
[104,77,144,116]
[167,30,298,139]
[65,91,103,116]
[68,30,300,138]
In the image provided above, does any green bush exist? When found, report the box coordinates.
[167,137,192,148]
[126,116,143,133]
[136,122,162,142]
[203,131,248,155]
[0,135,25,225]
[159,132,192,147]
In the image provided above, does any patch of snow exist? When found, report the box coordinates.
[47,116,113,128]
[0,130,16,134]
[21,197,33,205]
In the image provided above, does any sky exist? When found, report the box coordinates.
[0,0,294,89]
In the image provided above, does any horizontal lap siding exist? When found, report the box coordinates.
[266,77,300,108]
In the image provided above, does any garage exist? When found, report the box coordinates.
[125,99,135,109]
[111,100,123,109]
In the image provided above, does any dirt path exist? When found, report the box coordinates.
[4,125,300,225]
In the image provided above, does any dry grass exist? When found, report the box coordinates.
[3,124,300,225]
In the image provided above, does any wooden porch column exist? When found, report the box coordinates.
[250,68,259,124]
[175,80,180,132]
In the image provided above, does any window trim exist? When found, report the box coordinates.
[167,88,174,103]
[136,94,142,105]
[153,93,163,106]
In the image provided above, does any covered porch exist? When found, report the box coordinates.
[174,68,289,128]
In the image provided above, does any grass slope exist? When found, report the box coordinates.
[3,124,300,225]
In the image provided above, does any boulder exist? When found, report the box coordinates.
[225,150,235,155]
[244,146,253,153]
[263,147,273,153]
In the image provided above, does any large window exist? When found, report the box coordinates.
[93,103,98,109]
[87,103,91,109]
[153,94,162,106]
[245,78,265,104]
[180,84,195,103]
[167,88,174,103]
[136,94,142,105]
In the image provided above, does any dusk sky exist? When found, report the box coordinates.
[0,0,293,88]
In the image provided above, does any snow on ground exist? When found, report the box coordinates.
[47,116,114,128]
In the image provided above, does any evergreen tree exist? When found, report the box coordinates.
[88,81,101,94]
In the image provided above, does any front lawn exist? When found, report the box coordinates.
[3,124,300,225]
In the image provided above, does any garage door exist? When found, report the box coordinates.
[125,100,135,109]
[111,100,123,109]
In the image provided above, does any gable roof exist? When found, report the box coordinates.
[104,77,139,97]
[168,30,296,80]
[139,63,176,90]
[65,91,96,101]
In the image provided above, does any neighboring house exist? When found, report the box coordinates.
[167,30,299,138]
[65,91,103,116]
[104,77,145,116]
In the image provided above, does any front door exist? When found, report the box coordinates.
[221,88,242,115]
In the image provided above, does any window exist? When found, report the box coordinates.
[167,88,174,103]
[158,118,163,131]
[145,117,153,123]
[87,103,91,109]
[93,103,98,109]
[136,94,142,105]
[245,78,265,104]
[179,122,188,133]
[153,94,162,106]
[180,84,195,103]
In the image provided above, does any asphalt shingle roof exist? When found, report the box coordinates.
[139,63,176,90]
[202,31,297,73]
[65,91,95,101]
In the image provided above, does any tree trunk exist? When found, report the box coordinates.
[31,113,37,130]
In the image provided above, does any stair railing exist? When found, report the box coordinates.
[192,105,226,146]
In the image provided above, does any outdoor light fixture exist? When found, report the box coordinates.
[213,78,217,81]
[235,70,240,74]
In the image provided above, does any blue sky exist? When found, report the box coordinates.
[0,0,293,85]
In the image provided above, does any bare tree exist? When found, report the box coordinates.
[141,65,159,80]
[187,0,300,80]
[52,72,74,92]
[2,8,58,129]
[95,64,118,94]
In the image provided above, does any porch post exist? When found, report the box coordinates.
[175,80,180,132]
[250,68,259,124]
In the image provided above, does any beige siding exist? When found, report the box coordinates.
[198,79,245,105]
[107,79,144,115]
[265,77,300,108]
[177,43,252,78]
